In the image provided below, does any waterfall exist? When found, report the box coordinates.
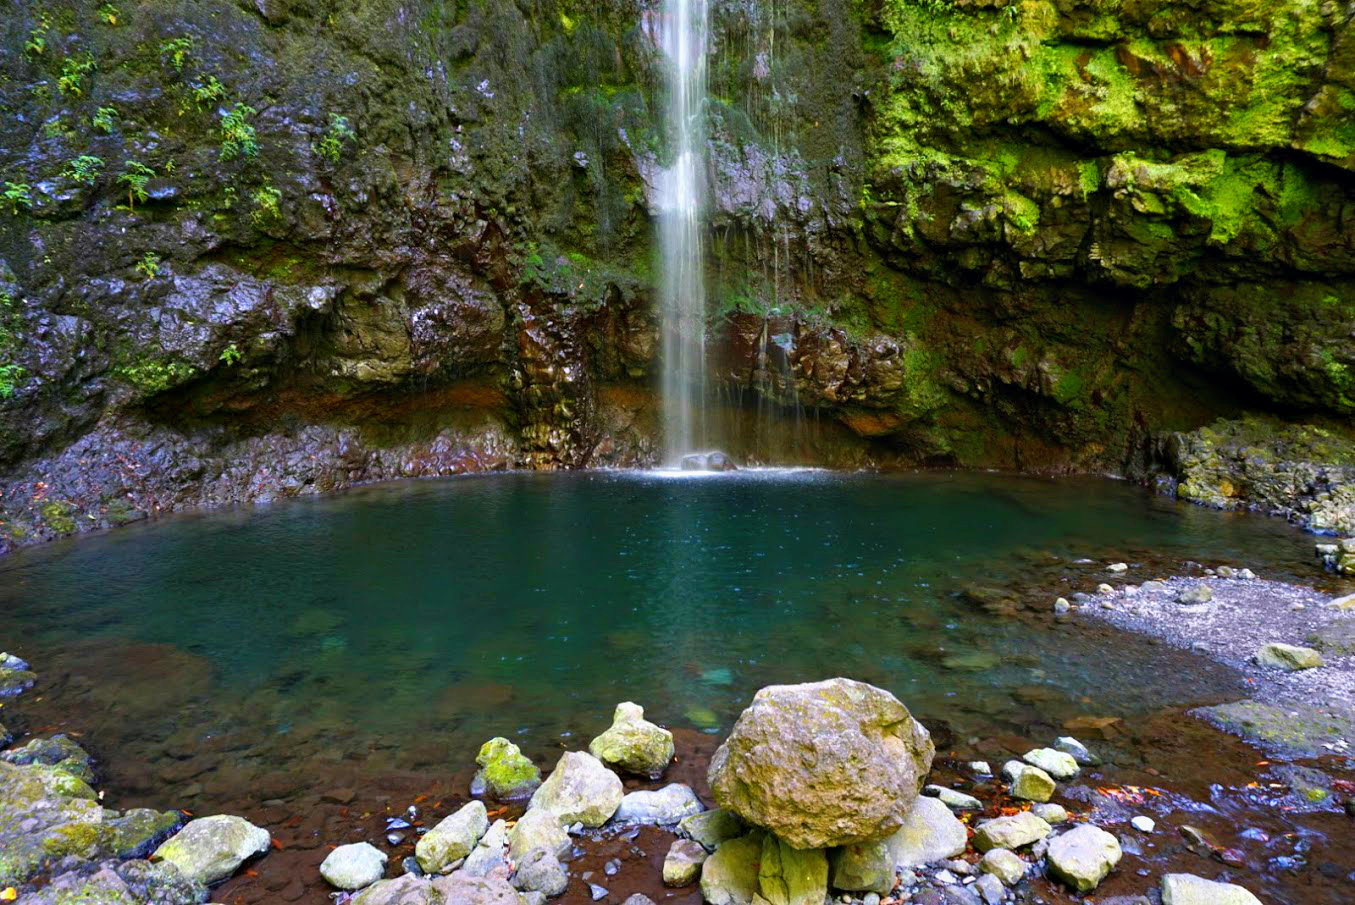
[657,0,710,463]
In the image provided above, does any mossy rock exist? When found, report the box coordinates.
[471,737,541,801]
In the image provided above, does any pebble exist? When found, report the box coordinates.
[969,761,992,775]
[1097,583,1114,595]
[864,896,880,905]
[1131,816,1155,833]
[1240,568,1256,579]
[1053,597,1071,614]
[1107,563,1128,573]
[604,859,620,876]
[386,832,405,845]
[589,884,608,901]
[934,869,958,884]
[400,857,421,877]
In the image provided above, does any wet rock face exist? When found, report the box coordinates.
[708,678,935,849]
[1,0,1354,550]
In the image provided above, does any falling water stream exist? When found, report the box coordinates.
[658,0,710,462]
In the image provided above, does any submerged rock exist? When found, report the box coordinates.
[322,842,389,890]
[679,451,737,472]
[587,702,674,776]
[472,737,541,800]
[152,814,271,885]
[1046,825,1121,892]
[528,751,623,827]
[613,782,703,824]
[416,800,489,874]
[1161,873,1264,905]
[1254,642,1324,670]
[708,679,934,849]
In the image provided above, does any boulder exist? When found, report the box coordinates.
[472,738,541,800]
[512,848,568,897]
[1046,825,1121,892]
[528,751,623,827]
[1161,873,1264,905]
[708,679,934,849]
[1021,748,1078,780]
[588,703,674,776]
[700,832,764,905]
[351,874,441,905]
[614,783,703,825]
[1030,803,1068,825]
[1254,643,1324,671]
[758,836,828,905]
[679,807,746,851]
[416,800,489,874]
[152,814,271,885]
[0,734,95,782]
[972,813,1052,852]
[978,849,1026,885]
[663,838,708,886]
[829,797,966,893]
[321,842,388,890]
[0,652,36,698]
[0,760,104,885]
[1055,737,1099,765]
[508,809,570,862]
[433,872,528,905]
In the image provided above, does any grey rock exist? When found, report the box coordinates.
[678,807,746,851]
[1160,873,1264,905]
[461,819,509,877]
[1029,803,1068,825]
[512,848,568,897]
[975,873,1005,905]
[699,832,763,905]
[978,848,1026,885]
[528,752,623,827]
[662,838,708,887]
[972,813,1052,852]
[1054,736,1099,766]
[587,702,674,776]
[1046,825,1121,893]
[613,782,703,825]
[831,797,966,893]
[1021,748,1078,780]
[1009,765,1055,802]
[321,842,388,890]
[416,800,489,874]
[923,785,982,810]
[1176,586,1213,605]
[151,814,270,885]
[508,809,570,862]
[23,859,206,905]
[1254,642,1323,670]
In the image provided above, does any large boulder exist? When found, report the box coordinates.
[528,751,623,827]
[613,783,703,825]
[321,842,388,890]
[151,815,270,885]
[1161,873,1264,905]
[472,738,541,800]
[758,836,828,905]
[1046,825,1121,893]
[708,679,934,849]
[416,800,489,874]
[588,702,675,776]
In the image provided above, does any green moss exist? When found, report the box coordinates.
[40,501,76,535]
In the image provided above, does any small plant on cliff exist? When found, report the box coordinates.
[135,252,161,279]
[117,161,155,208]
[58,54,96,97]
[315,114,355,163]
[160,36,194,72]
[190,75,226,109]
[115,358,194,394]
[99,3,121,25]
[63,155,105,186]
[219,104,259,161]
[3,183,33,215]
[92,106,119,134]
[250,184,281,224]
[0,289,24,400]
[219,343,241,366]
[25,15,51,57]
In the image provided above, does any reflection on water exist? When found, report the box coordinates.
[0,470,1320,791]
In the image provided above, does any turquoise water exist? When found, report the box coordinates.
[0,470,1318,774]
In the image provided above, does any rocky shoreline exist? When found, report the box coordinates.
[7,643,1348,905]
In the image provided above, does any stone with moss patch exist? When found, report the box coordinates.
[471,737,541,801]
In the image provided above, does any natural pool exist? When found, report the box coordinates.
[0,469,1321,776]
